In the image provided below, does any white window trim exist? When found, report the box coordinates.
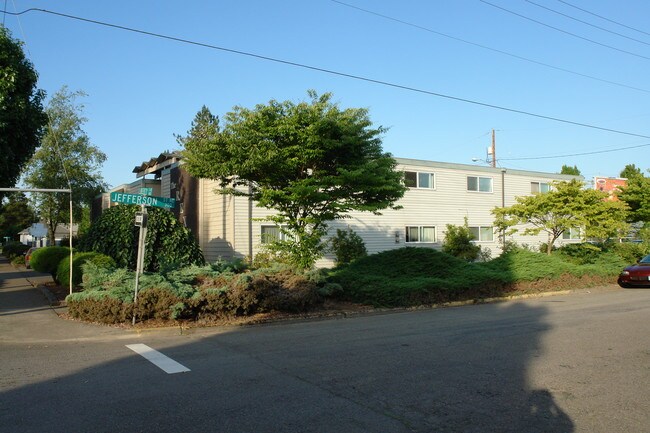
[531,181,551,194]
[562,227,582,240]
[405,226,437,243]
[467,176,493,193]
[405,171,436,190]
[261,224,290,244]
[469,226,494,242]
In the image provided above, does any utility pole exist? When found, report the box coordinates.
[491,129,496,168]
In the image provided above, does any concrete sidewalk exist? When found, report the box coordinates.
[0,255,129,343]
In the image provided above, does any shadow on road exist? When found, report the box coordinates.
[0,292,574,432]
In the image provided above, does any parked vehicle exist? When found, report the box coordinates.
[24,247,39,269]
[618,254,650,288]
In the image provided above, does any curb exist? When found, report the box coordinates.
[36,284,60,306]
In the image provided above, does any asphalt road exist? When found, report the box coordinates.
[1,261,649,432]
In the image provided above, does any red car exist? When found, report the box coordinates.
[618,254,650,288]
[24,247,39,269]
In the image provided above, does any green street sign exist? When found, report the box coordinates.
[110,192,176,209]
[139,187,153,196]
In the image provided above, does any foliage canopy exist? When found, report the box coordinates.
[619,164,643,180]
[23,87,107,245]
[560,164,581,176]
[617,173,650,223]
[0,193,34,241]
[180,91,406,268]
[493,179,629,254]
[0,28,47,193]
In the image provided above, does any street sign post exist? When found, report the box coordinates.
[132,205,148,325]
[107,191,175,324]
[110,192,176,209]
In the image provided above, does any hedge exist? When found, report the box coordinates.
[2,241,30,259]
[29,246,71,282]
[57,252,116,289]
[66,263,323,324]
[79,205,204,271]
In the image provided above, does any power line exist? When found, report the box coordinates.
[3,7,650,140]
[480,0,650,61]
[330,0,650,94]
[526,0,650,46]
[557,0,650,38]
[499,142,650,161]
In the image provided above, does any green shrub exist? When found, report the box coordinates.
[556,243,602,265]
[442,221,481,262]
[194,287,231,319]
[79,205,204,271]
[81,262,134,297]
[250,249,293,269]
[482,249,574,281]
[2,241,29,259]
[538,243,557,254]
[30,246,71,281]
[57,252,116,289]
[211,257,249,274]
[330,228,367,266]
[253,268,321,313]
[66,263,323,323]
[134,287,185,321]
[605,241,650,264]
[330,247,621,307]
[66,291,131,324]
[11,255,25,266]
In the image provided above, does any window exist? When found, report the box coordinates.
[261,225,290,244]
[404,171,435,189]
[405,226,436,243]
[467,176,492,192]
[531,182,551,193]
[469,226,494,242]
[562,228,582,240]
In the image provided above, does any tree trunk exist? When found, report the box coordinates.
[47,220,56,246]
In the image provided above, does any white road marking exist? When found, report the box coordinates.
[126,343,190,374]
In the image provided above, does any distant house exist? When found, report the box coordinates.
[97,153,582,267]
[593,176,626,201]
[18,222,78,247]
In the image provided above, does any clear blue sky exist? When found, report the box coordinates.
[4,0,649,188]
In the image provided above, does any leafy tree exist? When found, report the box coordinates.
[23,87,107,245]
[80,205,204,271]
[0,28,47,193]
[560,164,581,176]
[619,164,644,180]
[618,175,650,222]
[493,179,629,254]
[0,193,35,241]
[180,91,406,269]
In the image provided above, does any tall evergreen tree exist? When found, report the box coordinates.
[560,165,581,176]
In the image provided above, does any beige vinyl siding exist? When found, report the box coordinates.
[199,179,236,261]
[196,157,582,266]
